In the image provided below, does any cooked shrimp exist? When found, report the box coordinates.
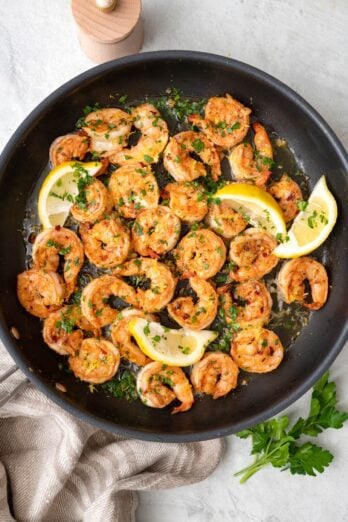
[268,174,303,223]
[69,338,120,384]
[175,229,226,279]
[110,308,156,366]
[167,277,218,330]
[43,305,100,356]
[17,269,65,318]
[229,123,273,186]
[81,275,135,327]
[49,133,89,167]
[277,257,328,310]
[108,164,159,219]
[71,178,113,223]
[80,216,131,269]
[84,108,132,155]
[163,181,208,223]
[114,257,176,312]
[137,361,194,414]
[231,327,284,373]
[163,131,221,182]
[221,280,272,329]
[32,227,84,298]
[189,94,251,148]
[229,228,278,282]
[109,104,169,165]
[191,352,239,399]
[132,206,181,258]
[206,200,247,239]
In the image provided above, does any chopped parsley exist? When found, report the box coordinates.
[192,138,205,153]
[56,309,76,334]
[297,200,309,212]
[100,370,138,401]
[143,323,150,335]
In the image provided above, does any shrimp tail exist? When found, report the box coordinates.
[180,271,195,280]
[216,283,232,295]
[187,114,202,126]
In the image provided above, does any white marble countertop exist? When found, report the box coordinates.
[0,1,347,520]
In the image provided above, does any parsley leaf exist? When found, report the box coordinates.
[288,442,333,476]
[289,371,348,438]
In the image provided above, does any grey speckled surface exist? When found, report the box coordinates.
[0,1,347,520]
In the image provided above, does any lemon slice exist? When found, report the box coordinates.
[128,318,218,367]
[274,176,337,258]
[215,182,287,238]
[38,161,102,228]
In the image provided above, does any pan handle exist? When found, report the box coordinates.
[0,365,29,407]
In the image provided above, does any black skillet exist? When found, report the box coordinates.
[0,51,347,442]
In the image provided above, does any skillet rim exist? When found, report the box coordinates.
[0,50,347,442]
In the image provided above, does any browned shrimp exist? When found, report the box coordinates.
[110,308,156,366]
[163,181,208,223]
[206,200,247,239]
[277,257,328,310]
[49,133,89,167]
[81,275,136,327]
[17,269,65,318]
[137,361,194,414]
[229,228,278,282]
[229,123,273,186]
[114,258,176,313]
[84,108,132,155]
[163,131,221,182]
[108,164,159,219]
[32,227,84,298]
[175,229,226,279]
[109,104,169,165]
[191,352,239,399]
[220,280,272,329]
[80,216,131,269]
[132,206,181,258]
[167,277,218,330]
[189,94,251,148]
[71,178,113,223]
[231,327,284,373]
[43,305,100,355]
[268,174,303,223]
[69,338,120,384]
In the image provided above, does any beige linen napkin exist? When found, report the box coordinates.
[0,346,223,522]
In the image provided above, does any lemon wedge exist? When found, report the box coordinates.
[128,318,217,367]
[274,176,337,258]
[215,183,287,238]
[38,161,102,228]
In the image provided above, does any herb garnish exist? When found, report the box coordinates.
[297,200,309,212]
[76,102,101,128]
[192,138,205,153]
[151,87,205,122]
[100,369,138,401]
[56,309,76,334]
[234,372,348,482]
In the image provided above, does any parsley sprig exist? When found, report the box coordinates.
[234,371,347,483]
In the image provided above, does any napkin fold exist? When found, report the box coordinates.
[0,347,223,522]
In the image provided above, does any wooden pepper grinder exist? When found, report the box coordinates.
[71,0,143,63]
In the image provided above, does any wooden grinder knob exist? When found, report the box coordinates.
[71,0,143,63]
